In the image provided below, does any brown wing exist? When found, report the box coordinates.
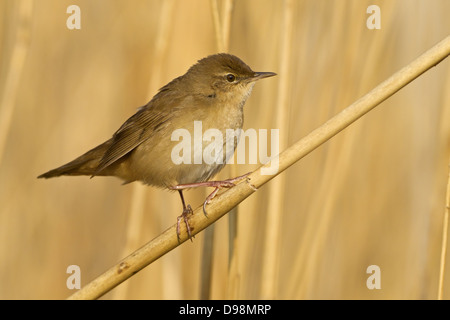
[93,88,182,175]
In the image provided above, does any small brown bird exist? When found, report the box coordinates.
[38,53,276,240]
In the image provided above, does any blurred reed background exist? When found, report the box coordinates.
[0,0,449,299]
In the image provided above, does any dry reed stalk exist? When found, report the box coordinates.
[217,0,239,300]
[438,162,450,299]
[286,2,401,298]
[111,0,175,300]
[221,0,233,52]
[201,0,235,299]
[216,0,240,300]
[200,0,220,299]
[0,0,33,167]
[210,0,223,52]
[67,34,450,301]
[199,226,214,299]
[260,0,294,299]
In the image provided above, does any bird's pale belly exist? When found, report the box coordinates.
[124,126,240,187]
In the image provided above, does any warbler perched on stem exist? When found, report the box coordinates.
[38,53,276,240]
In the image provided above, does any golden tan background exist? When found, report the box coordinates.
[0,0,449,299]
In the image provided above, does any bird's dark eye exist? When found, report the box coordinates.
[226,74,236,82]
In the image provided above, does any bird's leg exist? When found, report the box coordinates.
[171,172,251,217]
[177,190,194,242]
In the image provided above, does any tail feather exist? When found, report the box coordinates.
[37,140,111,179]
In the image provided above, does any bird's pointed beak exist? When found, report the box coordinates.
[252,71,277,81]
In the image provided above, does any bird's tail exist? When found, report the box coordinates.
[37,140,112,179]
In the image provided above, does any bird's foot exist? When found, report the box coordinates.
[177,204,194,242]
[172,172,252,217]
